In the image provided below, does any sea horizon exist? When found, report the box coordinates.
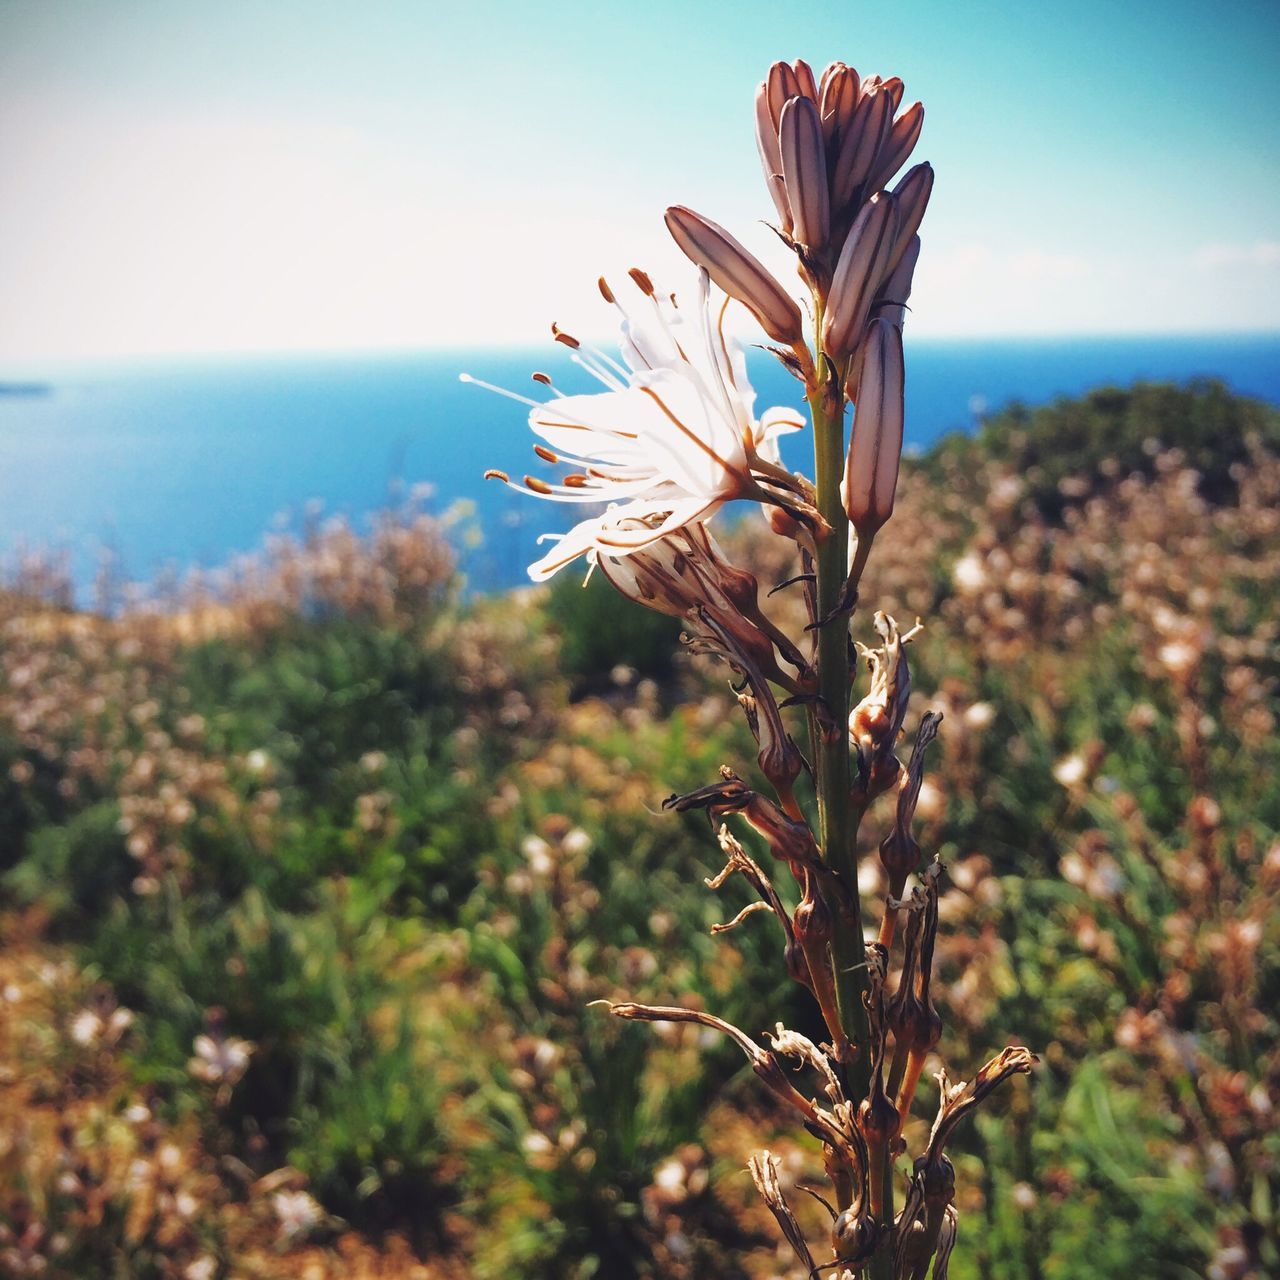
[3,331,1279,600]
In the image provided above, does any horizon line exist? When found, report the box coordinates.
[4,327,1280,372]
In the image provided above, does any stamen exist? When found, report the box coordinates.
[552,323,580,349]
[460,373,542,409]
[570,351,627,391]
[523,475,554,495]
[598,276,616,303]
[533,445,558,463]
[628,267,655,296]
[484,469,510,482]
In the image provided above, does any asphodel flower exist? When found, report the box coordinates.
[472,272,807,580]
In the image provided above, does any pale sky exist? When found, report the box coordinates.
[1,0,1278,362]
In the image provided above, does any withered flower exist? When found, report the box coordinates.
[850,611,924,799]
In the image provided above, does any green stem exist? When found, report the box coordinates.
[807,365,871,1104]
[809,341,893,1279]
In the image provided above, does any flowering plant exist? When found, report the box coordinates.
[482,56,1036,1279]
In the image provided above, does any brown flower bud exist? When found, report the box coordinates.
[870,101,925,192]
[791,58,818,102]
[830,86,892,213]
[886,162,934,279]
[880,76,906,112]
[822,196,899,360]
[878,233,921,329]
[754,79,791,230]
[779,95,829,250]
[818,61,859,149]
[665,206,805,346]
[843,318,904,533]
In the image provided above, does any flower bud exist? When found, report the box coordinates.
[779,95,829,250]
[791,58,818,102]
[885,163,934,279]
[818,61,859,149]
[822,197,898,359]
[665,206,805,346]
[880,76,906,112]
[878,234,920,329]
[830,87,892,213]
[842,318,904,533]
[754,80,791,230]
[869,101,924,191]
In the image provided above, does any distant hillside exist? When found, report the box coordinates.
[914,378,1280,520]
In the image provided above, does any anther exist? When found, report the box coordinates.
[628,267,655,296]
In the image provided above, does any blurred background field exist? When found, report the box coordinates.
[1,380,1277,1279]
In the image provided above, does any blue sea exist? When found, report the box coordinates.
[2,334,1278,598]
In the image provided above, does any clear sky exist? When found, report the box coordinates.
[1,0,1277,361]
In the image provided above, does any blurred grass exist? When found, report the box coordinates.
[0,381,1276,1278]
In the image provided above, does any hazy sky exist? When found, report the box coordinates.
[1,0,1278,360]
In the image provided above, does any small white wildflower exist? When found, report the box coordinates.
[654,1158,686,1193]
[952,552,987,592]
[520,834,554,876]
[273,1189,323,1243]
[70,1010,102,1047]
[963,701,995,730]
[1053,754,1088,788]
[1157,640,1198,677]
[522,1131,555,1157]
[1011,1181,1037,1210]
[561,828,592,857]
[189,1033,254,1087]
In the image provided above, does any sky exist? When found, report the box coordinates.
[1,0,1278,362]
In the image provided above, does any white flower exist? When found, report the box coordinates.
[1053,753,1088,788]
[470,271,803,580]
[189,1032,254,1086]
[70,1009,102,1046]
[963,701,994,730]
[952,552,987,592]
[272,1189,323,1243]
